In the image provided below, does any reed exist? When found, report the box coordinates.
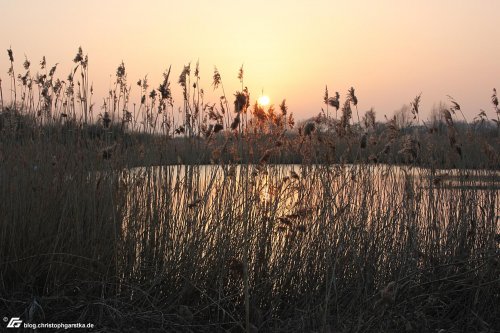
[0,48,499,332]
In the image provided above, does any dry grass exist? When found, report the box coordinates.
[0,48,499,332]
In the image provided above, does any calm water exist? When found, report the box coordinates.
[119,164,500,228]
[111,163,499,279]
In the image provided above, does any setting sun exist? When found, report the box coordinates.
[258,95,270,106]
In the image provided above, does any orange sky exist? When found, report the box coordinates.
[1,0,499,121]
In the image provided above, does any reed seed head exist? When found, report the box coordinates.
[7,47,14,62]
[212,67,221,89]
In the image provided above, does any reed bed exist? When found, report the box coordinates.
[0,48,499,332]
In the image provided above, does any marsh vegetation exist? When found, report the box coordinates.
[1,48,499,332]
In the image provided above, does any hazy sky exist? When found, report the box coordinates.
[1,0,499,121]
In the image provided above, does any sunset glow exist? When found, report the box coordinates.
[1,1,499,330]
[1,1,499,120]
[258,95,270,107]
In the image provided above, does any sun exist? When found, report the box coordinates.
[258,95,270,106]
